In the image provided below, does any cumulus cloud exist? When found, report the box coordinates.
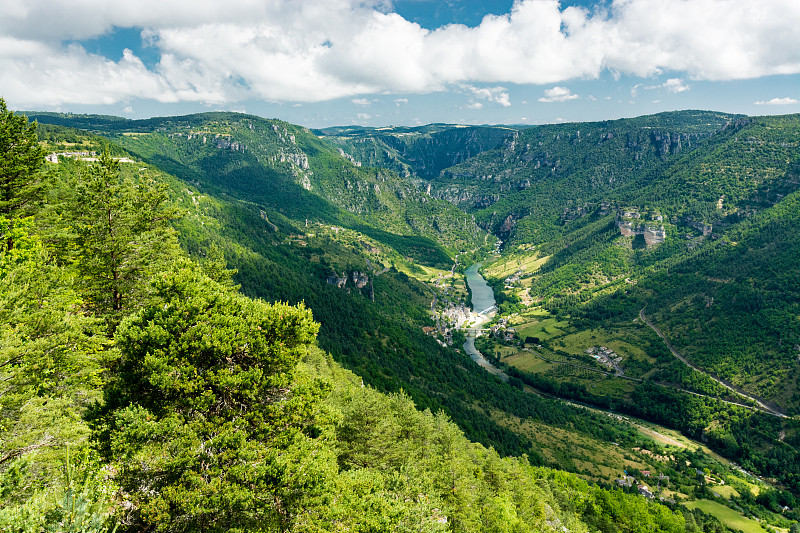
[1,0,800,107]
[462,85,511,107]
[539,87,579,103]
[352,98,373,106]
[755,97,799,105]
[640,78,690,95]
[663,78,690,93]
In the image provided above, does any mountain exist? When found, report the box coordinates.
[424,112,800,410]
[28,112,492,266]
[314,123,515,181]
[29,111,659,469]
[14,108,800,531]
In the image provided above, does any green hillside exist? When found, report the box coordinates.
[8,104,800,530]
[316,123,514,180]
[3,102,755,532]
[26,113,677,470]
[30,112,491,266]
[436,112,800,410]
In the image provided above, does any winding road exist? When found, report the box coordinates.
[639,307,787,418]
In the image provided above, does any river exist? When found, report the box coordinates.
[464,263,496,314]
[462,263,508,382]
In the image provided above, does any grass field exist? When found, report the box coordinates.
[685,500,767,533]
[552,327,655,363]
[504,351,557,373]
[710,484,741,499]
[516,317,570,341]
[483,252,549,279]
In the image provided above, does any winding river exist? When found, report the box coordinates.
[462,263,508,382]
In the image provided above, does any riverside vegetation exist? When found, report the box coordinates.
[2,99,798,531]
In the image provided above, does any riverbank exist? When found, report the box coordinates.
[462,263,508,382]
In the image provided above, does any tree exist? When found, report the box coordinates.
[0,99,46,244]
[0,217,114,529]
[93,263,333,532]
[67,152,180,324]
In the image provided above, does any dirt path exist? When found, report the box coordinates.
[639,307,786,418]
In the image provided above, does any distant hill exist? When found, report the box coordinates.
[316,123,516,180]
[30,112,491,266]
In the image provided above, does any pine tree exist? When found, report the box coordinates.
[0,99,46,247]
[67,152,180,324]
[93,262,333,532]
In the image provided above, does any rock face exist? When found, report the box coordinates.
[643,226,667,246]
[279,150,309,169]
[684,217,713,236]
[615,209,666,246]
[500,214,517,234]
[326,272,348,289]
[350,271,369,289]
[327,270,374,300]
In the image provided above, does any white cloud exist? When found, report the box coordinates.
[462,85,511,107]
[539,86,579,103]
[394,98,408,106]
[754,97,798,105]
[464,101,484,110]
[352,98,372,106]
[641,78,690,94]
[663,78,689,93]
[1,0,800,107]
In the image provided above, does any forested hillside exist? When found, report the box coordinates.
[315,124,514,180]
[29,112,489,265]
[1,101,745,532]
[405,112,800,412]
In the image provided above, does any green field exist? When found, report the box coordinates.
[483,252,549,279]
[710,484,741,499]
[504,351,558,373]
[685,500,767,533]
[516,316,570,341]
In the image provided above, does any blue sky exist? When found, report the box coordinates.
[2,0,799,127]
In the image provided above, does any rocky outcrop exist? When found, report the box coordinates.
[500,214,517,234]
[326,272,348,289]
[643,225,667,246]
[684,217,712,236]
[327,269,374,300]
[278,150,309,169]
[337,148,362,167]
[350,271,370,289]
[616,209,666,246]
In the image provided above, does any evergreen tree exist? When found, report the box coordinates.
[0,217,114,530]
[0,99,46,246]
[93,262,333,531]
[66,153,180,324]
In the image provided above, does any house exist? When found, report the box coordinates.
[640,470,651,477]
[638,485,654,499]
[616,476,635,488]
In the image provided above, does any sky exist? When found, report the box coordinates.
[1,0,799,128]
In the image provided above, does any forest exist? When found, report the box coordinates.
[5,101,800,531]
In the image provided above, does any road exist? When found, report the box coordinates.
[639,307,786,418]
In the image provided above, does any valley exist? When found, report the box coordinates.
[3,104,799,532]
